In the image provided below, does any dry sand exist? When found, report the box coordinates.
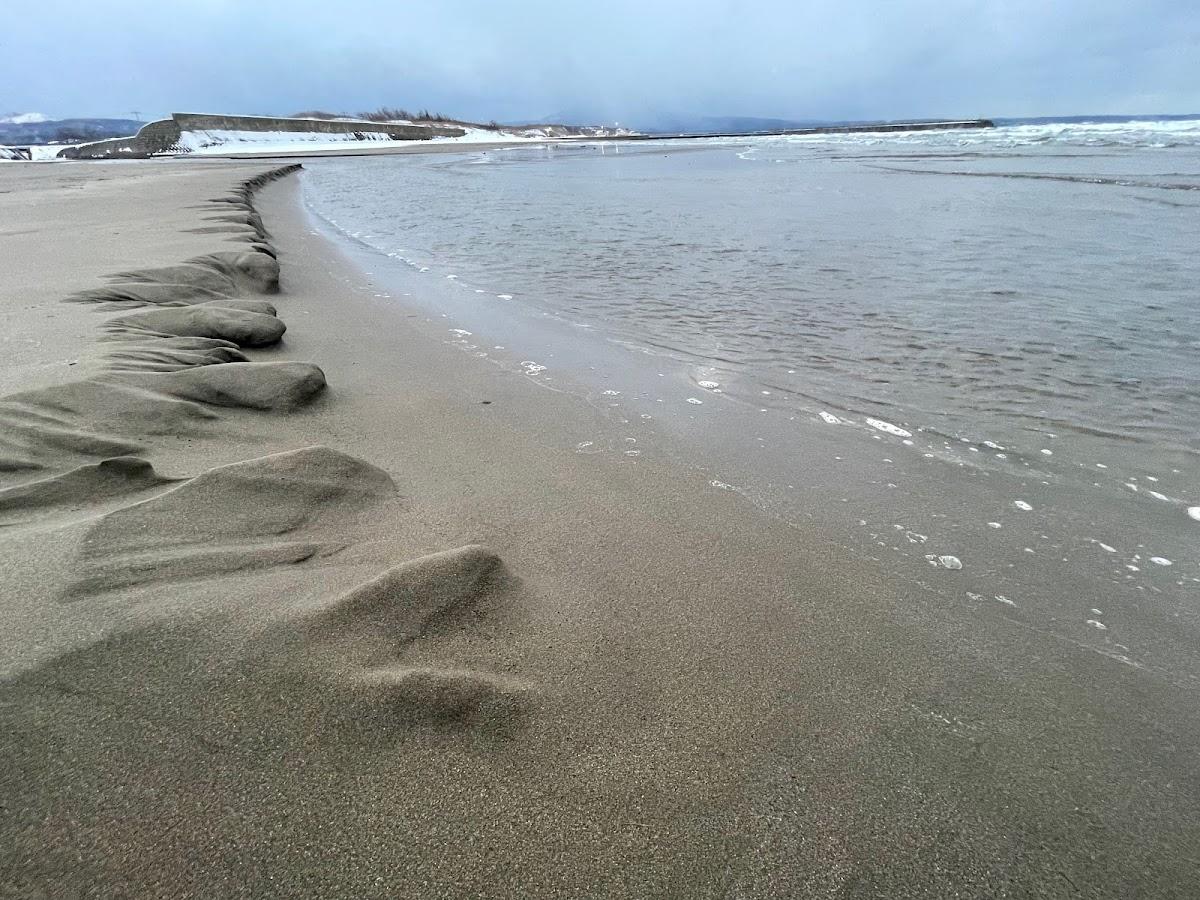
[0,159,1197,899]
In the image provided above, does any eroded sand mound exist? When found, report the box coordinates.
[99,336,249,374]
[144,361,326,410]
[66,446,396,596]
[189,249,281,294]
[69,281,235,308]
[104,304,287,347]
[110,263,239,295]
[0,457,178,524]
[0,363,326,475]
[0,379,217,473]
[0,162,542,896]
[1,541,528,895]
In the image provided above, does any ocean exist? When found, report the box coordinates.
[303,118,1199,670]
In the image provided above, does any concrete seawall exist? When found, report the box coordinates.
[620,119,995,141]
[60,113,466,159]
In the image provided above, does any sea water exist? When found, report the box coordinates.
[304,118,1199,671]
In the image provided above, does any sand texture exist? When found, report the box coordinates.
[1,159,1198,899]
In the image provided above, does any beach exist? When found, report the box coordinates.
[1,156,1198,898]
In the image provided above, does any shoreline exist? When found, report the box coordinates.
[1,158,1198,896]
[298,149,1200,681]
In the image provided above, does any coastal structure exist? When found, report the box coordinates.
[58,112,467,159]
[628,118,995,140]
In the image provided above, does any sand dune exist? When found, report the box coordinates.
[66,446,395,597]
[0,165,320,476]
[0,457,178,525]
[104,305,287,347]
[144,360,327,409]
[98,337,250,374]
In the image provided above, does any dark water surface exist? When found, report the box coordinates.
[303,121,1199,675]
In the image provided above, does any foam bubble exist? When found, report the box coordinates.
[866,418,912,438]
[926,554,962,570]
[1189,506,1200,522]
[698,380,720,389]
[1086,619,1108,630]
[819,411,840,424]
[987,522,1002,529]
[686,397,703,405]
[1150,557,1173,566]
[1014,500,1033,511]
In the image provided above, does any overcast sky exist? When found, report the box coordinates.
[2,0,1197,124]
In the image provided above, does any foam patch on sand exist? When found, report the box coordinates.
[866,418,912,438]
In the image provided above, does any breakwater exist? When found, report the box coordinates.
[59,113,466,159]
[619,118,994,141]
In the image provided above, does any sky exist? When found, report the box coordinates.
[1,0,1197,126]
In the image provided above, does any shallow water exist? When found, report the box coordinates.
[307,122,1200,463]
[304,120,1199,667]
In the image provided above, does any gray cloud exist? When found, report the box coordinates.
[2,0,1197,123]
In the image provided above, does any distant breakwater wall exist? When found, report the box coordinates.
[60,114,466,159]
[623,119,996,141]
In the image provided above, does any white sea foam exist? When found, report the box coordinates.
[865,418,911,438]
[1150,557,1173,566]
[926,554,962,570]
[1014,500,1033,511]
[1189,506,1200,522]
[819,411,841,424]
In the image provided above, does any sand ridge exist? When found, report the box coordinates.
[0,168,541,899]
[0,163,522,705]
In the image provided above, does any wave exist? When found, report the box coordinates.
[747,117,1200,151]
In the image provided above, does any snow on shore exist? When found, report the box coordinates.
[173,126,556,156]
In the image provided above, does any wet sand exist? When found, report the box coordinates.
[0,159,1197,898]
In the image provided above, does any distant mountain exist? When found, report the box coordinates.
[636,115,830,135]
[0,118,142,146]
